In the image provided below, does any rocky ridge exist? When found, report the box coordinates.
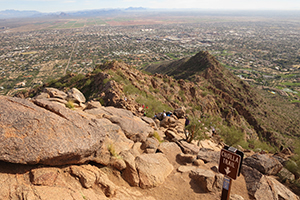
[1,88,299,199]
[18,51,300,151]
[143,51,300,147]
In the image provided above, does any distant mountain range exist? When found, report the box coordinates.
[0,9,43,19]
[2,8,300,19]
[0,8,147,19]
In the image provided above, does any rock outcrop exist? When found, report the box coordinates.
[243,154,283,175]
[241,165,299,200]
[135,153,174,189]
[1,91,299,200]
[0,96,106,165]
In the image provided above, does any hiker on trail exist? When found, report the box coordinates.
[185,116,190,127]
[184,116,190,141]
[211,126,216,135]
[163,110,166,118]
[166,111,172,117]
[156,112,163,121]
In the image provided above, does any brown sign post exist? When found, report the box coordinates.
[219,148,241,180]
[218,146,244,200]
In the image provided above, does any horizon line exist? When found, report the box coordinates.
[2,8,300,14]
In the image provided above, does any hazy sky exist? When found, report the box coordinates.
[1,0,300,13]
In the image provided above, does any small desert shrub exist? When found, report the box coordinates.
[107,144,121,159]
[66,101,75,109]
[70,74,85,85]
[219,125,244,146]
[136,95,172,117]
[178,90,186,102]
[103,78,112,84]
[54,82,63,88]
[98,98,105,106]
[153,88,160,93]
[202,91,208,97]
[85,78,92,86]
[124,84,140,95]
[153,131,163,143]
[92,68,102,74]
[163,77,169,83]
[245,139,277,154]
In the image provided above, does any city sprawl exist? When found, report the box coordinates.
[0,15,300,98]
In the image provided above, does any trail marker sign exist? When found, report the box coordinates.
[218,147,243,180]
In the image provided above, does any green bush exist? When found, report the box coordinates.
[92,68,102,74]
[163,77,169,83]
[245,139,277,153]
[179,90,186,102]
[136,94,172,117]
[186,115,221,143]
[66,101,75,109]
[285,160,300,178]
[85,78,92,86]
[54,82,63,88]
[219,124,244,147]
[103,78,111,84]
[107,143,121,159]
[153,131,163,143]
[124,84,141,95]
[69,74,85,85]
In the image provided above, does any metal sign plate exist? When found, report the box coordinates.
[218,148,242,180]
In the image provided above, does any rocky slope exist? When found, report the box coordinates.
[18,51,300,150]
[1,88,300,199]
[144,51,300,147]
[10,50,300,197]
[18,58,256,142]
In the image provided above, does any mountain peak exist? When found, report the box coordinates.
[143,51,222,80]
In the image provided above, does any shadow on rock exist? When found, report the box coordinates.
[189,178,207,194]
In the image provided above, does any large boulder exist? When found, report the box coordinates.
[278,167,295,183]
[135,153,174,189]
[198,139,222,151]
[241,165,299,200]
[189,168,220,192]
[0,96,107,165]
[165,128,182,141]
[241,165,265,198]
[176,153,197,164]
[243,154,283,175]
[101,118,134,154]
[70,165,97,189]
[141,137,160,154]
[43,87,67,100]
[197,148,220,163]
[157,142,182,165]
[177,140,200,155]
[108,115,153,142]
[66,88,86,104]
[84,100,102,110]
[141,116,157,129]
[120,150,140,187]
[267,176,300,200]
[160,116,176,128]
[30,167,60,186]
[86,107,154,142]
[173,107,186,118]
